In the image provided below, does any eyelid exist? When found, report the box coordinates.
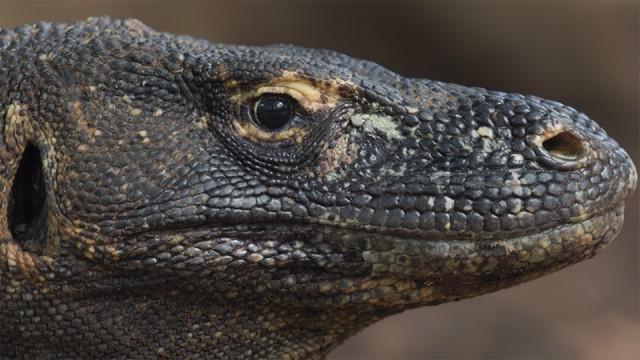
[232,81,338,113]
[252,86,311,112]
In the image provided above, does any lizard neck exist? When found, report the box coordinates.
[143,299,384,359]
[14,285,393,359]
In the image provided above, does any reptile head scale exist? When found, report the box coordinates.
[0,17,636,359]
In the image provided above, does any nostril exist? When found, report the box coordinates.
[542,131,587,161]
[529,128,591,170]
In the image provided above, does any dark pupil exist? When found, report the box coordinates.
[255,95,293,130]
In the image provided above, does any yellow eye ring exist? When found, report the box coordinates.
[232,118,307,144]
[231,84,317,144]
[227,73,354,144]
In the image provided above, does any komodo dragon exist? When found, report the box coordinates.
[0,17,636,359]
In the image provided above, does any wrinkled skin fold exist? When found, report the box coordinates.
[0,17,636,359]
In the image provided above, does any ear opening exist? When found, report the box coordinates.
[7,142,47,253]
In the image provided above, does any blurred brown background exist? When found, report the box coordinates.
[1,1,638,359]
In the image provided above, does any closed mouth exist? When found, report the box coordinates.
[120,203,625,271]
[346,204,626,280]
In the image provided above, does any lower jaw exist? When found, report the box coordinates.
[295,204,626,307]
[369,204,624,275]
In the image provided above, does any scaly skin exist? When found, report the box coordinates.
[0,17,636,359]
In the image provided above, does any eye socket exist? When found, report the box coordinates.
[253,94,294,131]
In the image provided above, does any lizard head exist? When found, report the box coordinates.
[2,17,636,357]
[7,17,637,305]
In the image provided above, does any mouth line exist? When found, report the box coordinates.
[329,205,625,285]
[391,206,622,256]
[103,205,625,306]
[130,202,625,246]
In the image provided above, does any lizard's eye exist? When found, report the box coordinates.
[253,94,294,130]
[228,79,351,145]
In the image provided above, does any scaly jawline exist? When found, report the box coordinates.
[349,205,624,281]
[124,203,625,254]
[294,206,625,307]
[115,204,623,276]
[131,200,620,242]
[100,206,624,308]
